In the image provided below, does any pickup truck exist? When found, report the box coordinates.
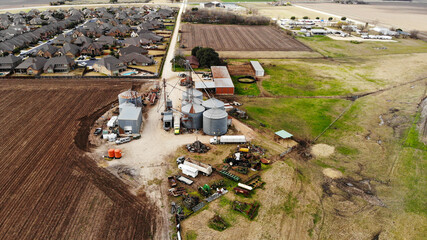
[115,137,131,145]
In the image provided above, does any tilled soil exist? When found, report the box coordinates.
[0,79,158,239]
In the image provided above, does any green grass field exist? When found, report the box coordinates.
[232,76,260,96]
[262,63,351,96]
[241,97,349,140]
[298,36,427,58]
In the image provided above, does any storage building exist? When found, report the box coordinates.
[118,105,142,134]
[250,61,264,77]
[211,66,234,95]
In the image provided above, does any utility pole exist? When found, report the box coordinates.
[163,78,167,111]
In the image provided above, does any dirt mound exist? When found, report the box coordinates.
[311,144,335,158]
[323,168,343,179]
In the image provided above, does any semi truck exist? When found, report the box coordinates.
[178,164,198,178]
[210,135,247,145]
[183,158,212,176]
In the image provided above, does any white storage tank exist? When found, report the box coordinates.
[181,103,205,129]
[202,98,225,110]
[203,108,228,135]
[182,88,203,101]
[118,90,143,107]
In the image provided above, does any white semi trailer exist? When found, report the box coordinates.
[178,164,198,178]
[210,135,247,145]
[183,159,212,176]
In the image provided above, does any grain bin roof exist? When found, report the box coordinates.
[118,106,141,120]
[182,103,205,113]
[203,108,227,119]
[202,98,224,109]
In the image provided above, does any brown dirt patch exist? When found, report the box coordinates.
[311,143,335,158]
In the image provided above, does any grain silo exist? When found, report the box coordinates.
[118,90,143,107]
[181,103,205,129]
[202,98,225,110]
[203,108,228,135]
[182,88,203,101]
[182,97,203,107]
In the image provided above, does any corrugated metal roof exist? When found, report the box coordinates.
[195,81,215,89]
[215,78,234,88]
[250,61,264,72]
[181,103,205,113]
[118,106,141,120]
[211,66,231,79]
[275,130,293,139]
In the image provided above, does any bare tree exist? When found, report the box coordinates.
[410,30,419,39]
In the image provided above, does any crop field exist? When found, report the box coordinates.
[180,24,311,52]
[0,79,157,239]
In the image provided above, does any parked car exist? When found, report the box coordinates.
[115,137,131,145]
[94,128,102,135]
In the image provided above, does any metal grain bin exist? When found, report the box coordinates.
[118,90,143,107]
[182,98,203,107]
[182,89,203,101]
[203,108,228,136]
[181,103,205,129]
[202,98,225,110]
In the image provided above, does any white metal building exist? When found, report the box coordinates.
[250,61,264,77]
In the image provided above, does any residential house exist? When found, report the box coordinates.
[93,55,126,76]
[80,42,103,56]
[74,36,92,46]
[186,55,199,69]
[120,52,154,66]
[123,37,150,47]
[96,35,116,47]
[58,43,80,58]
[105,25,129,37]
[37,44,59,58]
[136,31,163,43]
[43,55,75,73]
[0,55,22,72]
[29,17,44,25]
[53,34,72,45]
[118,45,148,56]
[15,56,47,75]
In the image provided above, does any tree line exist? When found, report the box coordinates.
[182,9,270,26]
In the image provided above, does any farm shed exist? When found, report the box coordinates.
[211,66,234,95]
[118,105,142,134]
[250,61,264,77]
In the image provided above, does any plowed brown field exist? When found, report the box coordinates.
[0,79,157,240]
[180,24,311,52]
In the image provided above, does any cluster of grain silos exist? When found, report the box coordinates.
[118,90,143,107]
[180,88,229,135]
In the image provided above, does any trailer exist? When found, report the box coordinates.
[176,175,194,185]
[174,114,180,135]
[183,158,213,176]
[210,135,247,145]
[178,164,199,178]
[107,116,118,128]
[238,183,253,191]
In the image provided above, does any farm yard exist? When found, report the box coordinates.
[0,79,159,239]
[180,24,313,58]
